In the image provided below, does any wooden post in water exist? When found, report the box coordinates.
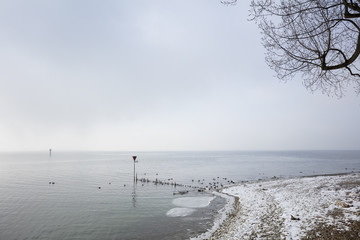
[49,149,52,157]
[132,156,137,182]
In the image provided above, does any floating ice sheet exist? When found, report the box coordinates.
[172,196,215,208]
[166,207,196,217]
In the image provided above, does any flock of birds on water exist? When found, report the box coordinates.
[47,152,236,194]
[48,173,237,194]
[135,174,236,194]
[48,171,359,193]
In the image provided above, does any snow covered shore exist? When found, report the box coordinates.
[209,173,360,240]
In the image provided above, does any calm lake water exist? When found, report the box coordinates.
[0,150,359,240]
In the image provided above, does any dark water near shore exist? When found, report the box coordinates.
[0,150,359,240]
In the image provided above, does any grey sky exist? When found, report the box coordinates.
[0,0,359,151]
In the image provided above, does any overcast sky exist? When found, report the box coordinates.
[0,0,359,151]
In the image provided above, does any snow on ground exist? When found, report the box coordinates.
[211,173,360,240]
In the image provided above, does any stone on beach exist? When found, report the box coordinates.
[335,199,352,208]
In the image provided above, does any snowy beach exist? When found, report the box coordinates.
[209,173,360,240]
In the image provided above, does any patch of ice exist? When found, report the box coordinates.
[172,196,215,208]
[166,207,196,217]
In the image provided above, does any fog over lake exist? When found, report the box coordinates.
[0,0,359,152]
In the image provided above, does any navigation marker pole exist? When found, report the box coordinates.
[132,156,138,182]
[132,155,138,208]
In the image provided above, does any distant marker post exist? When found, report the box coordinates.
[49,149,52,157]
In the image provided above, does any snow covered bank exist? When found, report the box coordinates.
[190,191,235,240]
[210,173,360,240]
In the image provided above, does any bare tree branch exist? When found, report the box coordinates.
[223,0,360,96]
